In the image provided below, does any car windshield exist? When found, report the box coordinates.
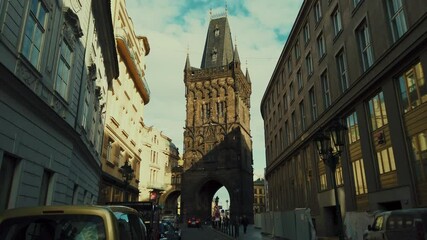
[0,215,106,240]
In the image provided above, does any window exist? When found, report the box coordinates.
[291,111,297,140]
[332,8,342,36]
[39,170,53,205]
[303,23,310,44]
[347,111,360,143]
[294,40,301,60]
[0,155,18,212]
[202,102,211,121]
[336,50,349,92]
[353,0,361,8]
[335,166,344,186]
[386,0,407,41]
[321,71,331,109]
[356,20,374,71]
[397,62,427,113]
[284,121,289,147]
[376,147,396,174]
[305,53,313,76]
[297,70,303,91]
[283,94,288,112]
[309,88,318,121]
[317,34,326,58]
[320,173,327,190]
[55,40,73,99]
[352,159,368,195]
[314,1,322,23]
[287,57,292,74]
[106,139,113,162]
[289,82,295,102]
[300,101,306,131]
[410,132,427,181]
[368,91,388,130]
[279,128,284,151]
[81,98,89,130]
[22,0,48,69]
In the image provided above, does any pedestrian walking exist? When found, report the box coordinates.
[233,216,240,238]
[241,215,248,234]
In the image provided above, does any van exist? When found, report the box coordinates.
[363,208,427,240]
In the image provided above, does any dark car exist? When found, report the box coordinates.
[187,217,201,228]
[160,221,181,240]
[363,208,427,240]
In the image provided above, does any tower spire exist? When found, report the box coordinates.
[185,46,191,70]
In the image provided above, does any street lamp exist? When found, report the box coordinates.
[313,120,347,240]
[120,160,134,201]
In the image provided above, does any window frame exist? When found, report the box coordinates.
[386,0,407,42]
[21,0,49,69]
[336,49,349,92]
[332,7,343,37]
[356,20,374,71]
[55,39,74,100]
[321,71,331,109]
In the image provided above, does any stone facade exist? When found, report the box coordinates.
[0,0,118,212]
[261,0,427,237]
[181,14,254,223]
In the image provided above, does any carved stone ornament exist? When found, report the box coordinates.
[70,0,82,13]
[16,61,37,87]
[63,8,83,39]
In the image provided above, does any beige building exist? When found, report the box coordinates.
[0,0,118,212]
[253,178,266,213]
[99,0,151,203]
[261,0,427,238]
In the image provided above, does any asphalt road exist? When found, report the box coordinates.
[181,225,230,240]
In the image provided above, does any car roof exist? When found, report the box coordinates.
[376,208,427,216]
[0,205,139,221]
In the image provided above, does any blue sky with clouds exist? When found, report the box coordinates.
[125,0,303,203]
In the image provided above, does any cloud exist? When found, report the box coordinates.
[125,0,304,180]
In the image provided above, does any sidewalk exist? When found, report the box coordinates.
[211,225,340,240]
[211,224,275,240]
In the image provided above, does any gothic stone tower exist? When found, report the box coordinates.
[181,14,254,222]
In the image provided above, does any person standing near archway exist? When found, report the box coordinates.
[241,214,248,234]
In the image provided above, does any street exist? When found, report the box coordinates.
[180,224,272,240]
[181,225,230,240]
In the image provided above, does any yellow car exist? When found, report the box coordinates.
[0,205,148,240]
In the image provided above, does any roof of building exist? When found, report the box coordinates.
[200,16,234,69]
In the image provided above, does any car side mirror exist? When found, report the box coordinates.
[367,225,372,231]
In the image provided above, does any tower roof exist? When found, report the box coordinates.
[200,16,234,69]
[185,52,191,70]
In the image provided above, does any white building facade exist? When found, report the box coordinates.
[139,127,179,202]
[0,0,118,212]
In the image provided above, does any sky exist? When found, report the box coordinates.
[125,0,304,204]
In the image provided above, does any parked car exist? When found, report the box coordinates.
[0,205,148,240]
[187,216,201,228]
[159,221,181,240]
[363,208,427,240]
[161,214,179,229]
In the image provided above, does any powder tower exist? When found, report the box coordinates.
[181,13,254,222]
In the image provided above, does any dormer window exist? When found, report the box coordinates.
[212,47,217,62]
[214,25,219,37]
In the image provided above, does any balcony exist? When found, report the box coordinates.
[146,182,165,191]
[115,27,150,104]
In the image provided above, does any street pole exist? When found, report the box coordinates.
[330,159,344,240]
